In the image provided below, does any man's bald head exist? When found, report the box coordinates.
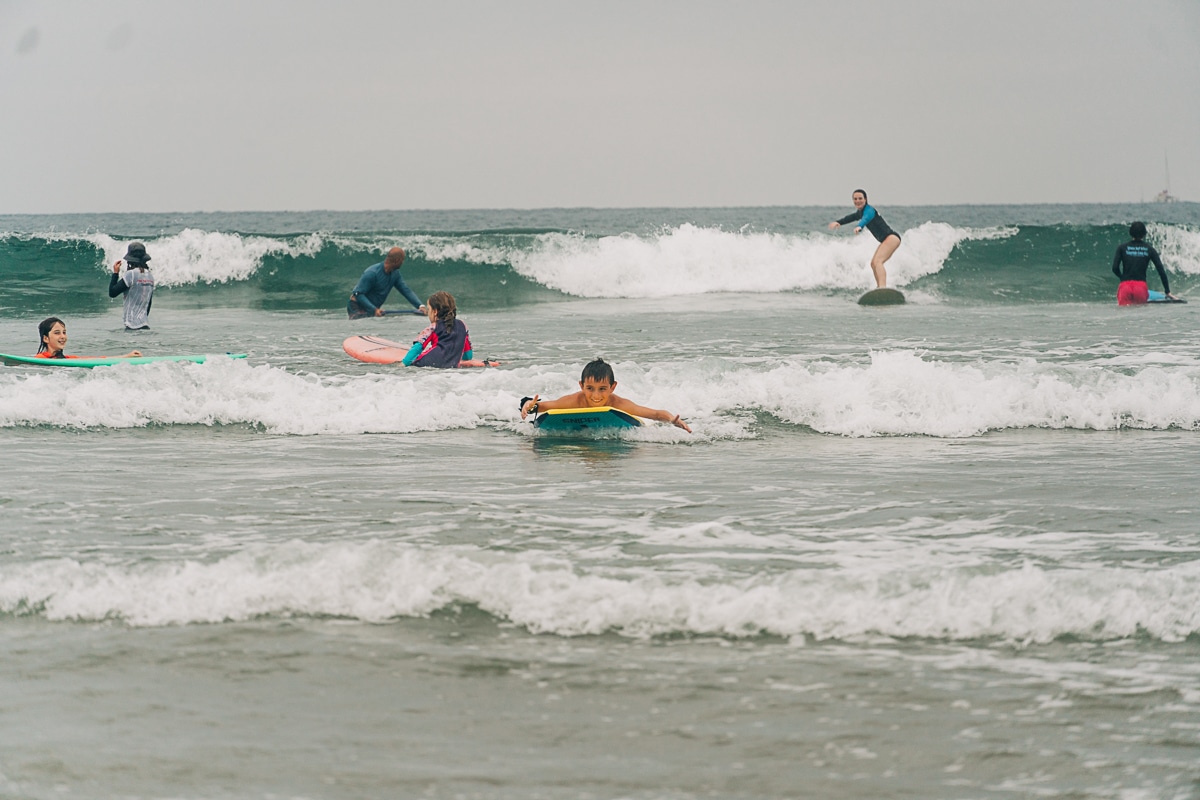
[383,247,406,271]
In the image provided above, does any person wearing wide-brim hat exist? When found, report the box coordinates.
[108,241,156,330]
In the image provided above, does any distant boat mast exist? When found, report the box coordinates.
[1155,154,1178,203]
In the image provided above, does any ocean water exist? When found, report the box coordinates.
[2,204,1200,799]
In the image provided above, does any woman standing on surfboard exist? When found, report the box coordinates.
[828,189,901,288]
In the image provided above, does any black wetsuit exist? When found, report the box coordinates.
[1112,239,1170,294]
[836,205,899,243]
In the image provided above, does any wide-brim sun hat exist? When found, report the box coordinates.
[124,241,151,265]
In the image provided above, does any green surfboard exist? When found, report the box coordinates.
[0,353,247,368]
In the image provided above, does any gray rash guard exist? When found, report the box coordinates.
[109,267,155,329]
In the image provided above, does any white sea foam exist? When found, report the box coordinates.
[1150,223,1200,275]
[2,351,1199,437]
[507,223,1013,297]
[722,351,1200,437]
[80,229,326,287]
[0,358,514,435]
[11,222,1197,298]
[406,234,523,265]
[32,222,1014,296]
[2,541,1197,642]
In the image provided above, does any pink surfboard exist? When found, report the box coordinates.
[342,335,412,364]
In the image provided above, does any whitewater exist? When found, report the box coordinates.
[2,204,1199,799]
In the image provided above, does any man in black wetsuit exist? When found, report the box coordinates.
[1112,222,1175,305]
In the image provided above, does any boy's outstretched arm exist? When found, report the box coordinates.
[520,392,579,419]
[520,394,539,418]
[612,398,691,433]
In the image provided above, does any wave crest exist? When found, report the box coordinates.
[4,541,1197,643]
[3,352,1200,438]
[509,222,1009,297]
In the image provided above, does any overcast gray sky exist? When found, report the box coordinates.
[2,0,1198,213]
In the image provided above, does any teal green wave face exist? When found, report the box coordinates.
[1,213,1194,316]
[914,223,1135,304]
[0,233,567,315]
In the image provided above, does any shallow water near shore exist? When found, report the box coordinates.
[2,206,1200,798]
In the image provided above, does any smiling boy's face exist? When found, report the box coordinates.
[579,377,616,407]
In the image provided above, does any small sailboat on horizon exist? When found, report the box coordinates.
[1154,154,1179,203]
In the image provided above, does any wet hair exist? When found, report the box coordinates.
[426,291,457,330]
[37,316,64,354]
[853,189,869,203]
[580,357,615,384]
[1129,221,1147,240]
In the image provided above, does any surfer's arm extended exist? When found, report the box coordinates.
[830,209,863,231]
[392,272,423,310]
[610,397,691,432]
[1150,250,1172,295]
[520,392,580,418]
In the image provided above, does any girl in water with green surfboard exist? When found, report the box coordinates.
[36,317,142,359]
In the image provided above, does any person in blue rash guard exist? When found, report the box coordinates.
[828,189,901,288]
[1112,221,1176,305]
[346,246,426,319]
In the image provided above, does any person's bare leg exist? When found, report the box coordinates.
[870,235,901,288]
